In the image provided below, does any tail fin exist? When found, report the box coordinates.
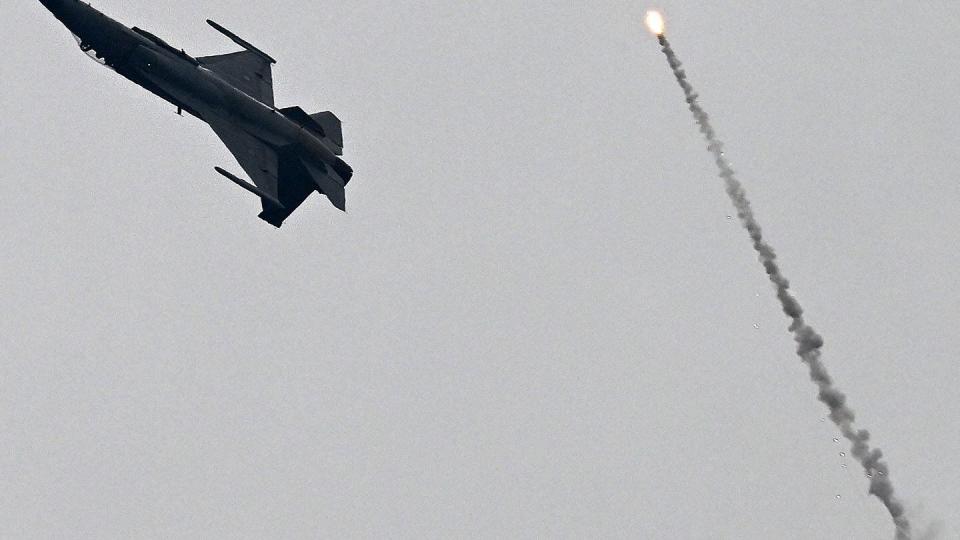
[309,112,343,154]
[278,106,344,156]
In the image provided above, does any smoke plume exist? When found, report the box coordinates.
[656,34,911,539]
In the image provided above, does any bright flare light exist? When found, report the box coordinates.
[645,10,665,35]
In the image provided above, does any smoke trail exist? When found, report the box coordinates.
[656,34,911,539]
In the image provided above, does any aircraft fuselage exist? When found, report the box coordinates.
[38,0,353,225]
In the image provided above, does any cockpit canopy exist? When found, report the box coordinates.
[72,33,113,69]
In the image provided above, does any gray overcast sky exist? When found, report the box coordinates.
[2,1,958,538]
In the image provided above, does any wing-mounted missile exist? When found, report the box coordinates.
[207,20,276,64]
[214,167,284,209]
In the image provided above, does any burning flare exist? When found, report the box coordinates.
[645,10,665,36]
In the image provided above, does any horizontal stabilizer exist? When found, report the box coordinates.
[300,159,346,211]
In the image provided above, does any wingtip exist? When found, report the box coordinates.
[206,18,277,64]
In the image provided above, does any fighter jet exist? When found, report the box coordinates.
[38,0,353,227]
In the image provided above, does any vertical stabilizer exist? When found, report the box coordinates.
[309,112,343,154]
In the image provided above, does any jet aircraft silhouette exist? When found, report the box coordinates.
[39,0,353,227]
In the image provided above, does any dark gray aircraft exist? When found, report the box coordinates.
[38,0,353,227]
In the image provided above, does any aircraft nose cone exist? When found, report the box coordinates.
[38,0,89,32]
[38,0,68,17]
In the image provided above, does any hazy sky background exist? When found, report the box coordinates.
[3,1,958,538]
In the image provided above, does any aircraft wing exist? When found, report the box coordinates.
[205,113,280,204]
[198,51,274,106]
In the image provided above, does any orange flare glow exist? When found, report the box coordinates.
[645,10,665,35]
